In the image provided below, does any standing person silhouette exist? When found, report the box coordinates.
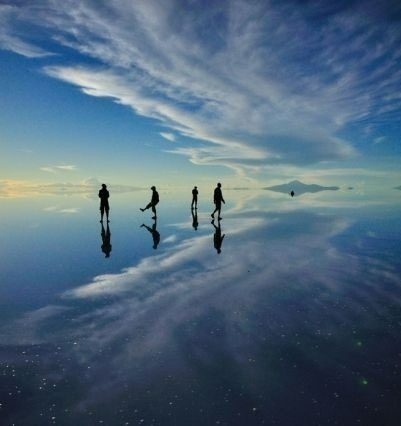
[191,186,198,209]
[98,183,110,222]
[100,222,112,258]
[140,186,159,219]
[211,182,225,220]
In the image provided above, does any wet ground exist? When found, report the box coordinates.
[1,188,400,425]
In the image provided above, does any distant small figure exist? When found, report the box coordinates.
[191,186,199,209]
[98,183,110,222]
[141,219,160,249]
[191,208,198,230]
[101,222,112,258]
[211,219,225,254]
[140,186,159,219]
[211,182,225,220]
[290,190,295,197]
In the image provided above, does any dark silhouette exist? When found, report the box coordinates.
[191,207,198,230]
[211,182,225,220]
[191,186,198,209]
[101,222,112,258]
[140,186,159,219]
[98,183,110,222]
[141,219,160,249]
[290,190,295,197]
[211,219,225,254]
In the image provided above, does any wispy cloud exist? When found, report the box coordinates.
[43,206,79,214]
[1,0,401,177]
[0,179,141,198]
[162,234,178,243]
[373,136,386,144]
[0,4,52,57]
[56,165,77,171]
[160,132,176,142]
[40,167,56,173]
[40,165,77,173]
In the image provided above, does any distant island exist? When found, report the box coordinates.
[264,180,339,195]
[395,186,401,191]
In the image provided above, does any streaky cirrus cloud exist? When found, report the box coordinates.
[1,0,401,175]
[0,178,141,198]
[40,164,78,173]
[0,4,53,57]
[160,132,176,142]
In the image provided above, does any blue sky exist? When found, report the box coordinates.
[0,0,400,193]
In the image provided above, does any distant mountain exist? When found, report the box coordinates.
[263,180,339,195]
[395,186,401,191]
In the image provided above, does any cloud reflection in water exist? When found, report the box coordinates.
[1,202,401,425]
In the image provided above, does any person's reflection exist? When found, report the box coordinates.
[211,219,225,254]
[141,218,160,249]
[101,222,112,258]
[191,207,198,230]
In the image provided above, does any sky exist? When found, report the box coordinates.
[0,0,400,194]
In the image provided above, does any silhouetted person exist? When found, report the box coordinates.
[290,190,295,197]
[140,186,159,219]
[191,186,198,209]
[211,182,225,220]
[191,208,198,230]
[141,219,160,249]
[101,222,112,258]
[211,219,225,254]
[98,183,110,222]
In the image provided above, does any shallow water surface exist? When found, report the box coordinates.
[1,189,401,425]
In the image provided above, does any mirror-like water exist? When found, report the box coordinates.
[1,189,400,425]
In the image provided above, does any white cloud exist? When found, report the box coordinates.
[162,234,178,243]
[40,165,77,173]
[40,166,56,173]
[0,179,140,198]
[373,136,386,144]
[2,0,401,177]
[0,4,52,57]
[58,208,79,214]
[0,32,51,57]
[82,177,101,186]
[160,132,176,142]
[56,165,77,171]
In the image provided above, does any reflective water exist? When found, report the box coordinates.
[1,189,401,425]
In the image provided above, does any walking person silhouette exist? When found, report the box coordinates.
[98,183,110,222]
[140,186,159,219]
[141,219,160,249]
[191,186,198,209]
[211,182,225,220]
[212,219,225,254]
[191,207,198,230]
